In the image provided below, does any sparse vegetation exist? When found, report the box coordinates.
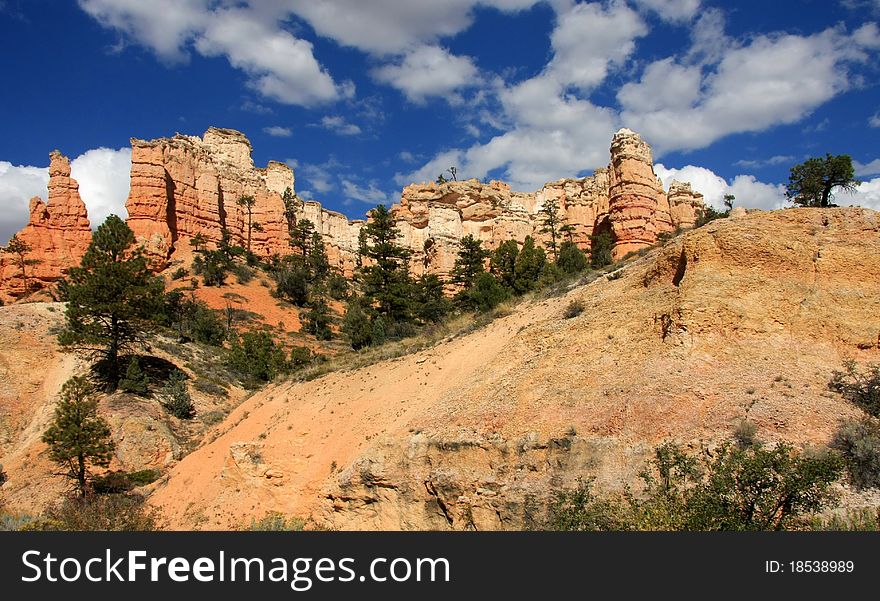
[549,439,844,531]
[830,361,880,417]
[159,370,195,419]
[42,377,114,496]
[563,299,585,319]
[831,417,880,490]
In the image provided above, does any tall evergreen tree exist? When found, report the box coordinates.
[304,297,333,341]
[342,297,373,350]
[538,198,564,260]
[42,376,114,496]
[290,218,315,256]
[58,215,164,389]
[491,240,519,290]
[451,234,488,290]
[589,232,614,269]
[359,204,413,323]
[513,236,546,294]
[282,187,300,228]
[557,240,588,274]
[413,274,451,323]
[308,230,330,283]
[236,195,258,253]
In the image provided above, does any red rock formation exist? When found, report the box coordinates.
[0,151,91,300]
[667,181,705,230]
[608,128,671,259]
[0,127,705,301]
[125,127,294,267]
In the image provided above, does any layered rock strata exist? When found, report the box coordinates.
[1,128,705,299]
[0,151,91,300]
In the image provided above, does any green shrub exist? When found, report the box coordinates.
[38,494,157,531]
[590,232,613,268]
[160,371,195,419]
[549,479,628,531]
[193,250,229,287]
[557,240,588,274]
[227,331,289,386]
[342,299,373,350]
[231,263,254,284]
[290,346,313,368]
[303,298,332,341]
[119,357,150,396]
[92,469,160,494]
[831,418,880,489]
[549,440,844,531]
[464,272,510,313]
[247,512,306,531]
[171,267,188,280]
[830,361,880,417]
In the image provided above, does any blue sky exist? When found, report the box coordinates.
[1,0,879,243]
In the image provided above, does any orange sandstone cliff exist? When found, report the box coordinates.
[1,128,704,298]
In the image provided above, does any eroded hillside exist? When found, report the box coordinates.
[147,208,880,530]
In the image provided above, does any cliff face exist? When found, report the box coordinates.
[1,127,704,299]
[391,129,702,275]
[0,151,91,300]
[126,127,295,267]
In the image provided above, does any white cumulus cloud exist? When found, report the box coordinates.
[263,126,292,137]
[621,22,880,154]
[372,45,480,104]
[70,147,132,227]
[0,148,131,244]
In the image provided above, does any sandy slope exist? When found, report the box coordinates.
[149,208,880,530]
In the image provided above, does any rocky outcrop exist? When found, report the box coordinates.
[667,181,705,230]
[608,128,670,259]
[1,128,705,299]
[0,151,91,300]
[126,127,295,268]
[390,129,702,274]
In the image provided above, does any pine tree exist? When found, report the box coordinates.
[538,199,563,261]
[2,234,40,296]
[42,376,114,496]
[308,230,330,283]
[413,274,451,323]
[304,297,333,340]
[451,234,488,290]
[557,240,588,274]
[491,240,519,290]
[159,371,195,419]
[359,204,413,323]
[282,187,300,228]
[118,356,150,396]
[342,298,373,350]
[290,219,315,256]
[589,232,614,269]
[513,236,546,294]
[236,195,258,254]
[190,232,207,254]
[58,215,165,389]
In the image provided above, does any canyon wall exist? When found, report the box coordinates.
[0,151,91,301]
[1,127,704,299]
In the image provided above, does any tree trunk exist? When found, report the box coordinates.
[77,453,86,497]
